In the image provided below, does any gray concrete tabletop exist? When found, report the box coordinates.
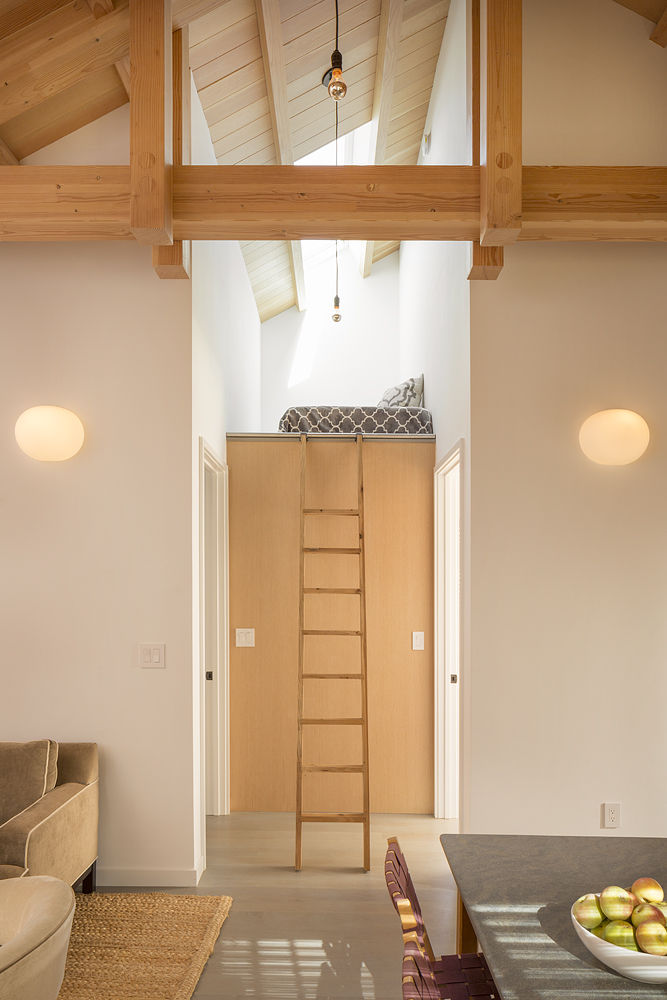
[440,834,667,1000]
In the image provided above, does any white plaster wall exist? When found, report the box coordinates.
[399,0,470,463]
[3,107,198,884]
[397,0,472,827]
[467,0,667,836]
[0,239,195,881]
[260,250,400,432]
[189,81,260,867]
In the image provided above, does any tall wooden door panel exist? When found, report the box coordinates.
[228,436,434,813]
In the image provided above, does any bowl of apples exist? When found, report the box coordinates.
[571,877,667,983]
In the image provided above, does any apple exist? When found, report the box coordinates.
[573,894,605,929]
[636,920,667,956]
[631,877,664,904]
[604,920,639,951]
[600,886,635,921]
[632,903,667,928]
[591,920,609,939]
[653,901,667,921]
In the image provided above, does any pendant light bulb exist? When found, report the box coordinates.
[322,49,347,101]
[332,295,342,322]
[328,67,347,101]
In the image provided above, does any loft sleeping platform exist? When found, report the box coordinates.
[278,375,433,436]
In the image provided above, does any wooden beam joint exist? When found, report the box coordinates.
[480,0,522,246]
[130,0,173,246]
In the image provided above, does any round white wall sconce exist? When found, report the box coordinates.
[15,405,85,462]
[579,409,649,466]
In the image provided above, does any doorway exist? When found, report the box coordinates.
[434,442,463,820]
[199,439,230,819]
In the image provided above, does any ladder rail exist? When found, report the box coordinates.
[357,435,371,871]
[295,434,307,871]
[295,434,370,872]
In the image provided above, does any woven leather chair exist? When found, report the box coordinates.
[386,837,498,1000]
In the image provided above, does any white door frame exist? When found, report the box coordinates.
[434,441,464,820]
[199,438,230,817]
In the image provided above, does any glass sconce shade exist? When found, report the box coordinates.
[15,405,85,461]
[579,409,649,466]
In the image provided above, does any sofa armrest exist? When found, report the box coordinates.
[56,743,98,786]
[0,781,98,885]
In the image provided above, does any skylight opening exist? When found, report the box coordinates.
[295,121,374,270]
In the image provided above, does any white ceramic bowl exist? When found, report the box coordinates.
[571,899,667,984]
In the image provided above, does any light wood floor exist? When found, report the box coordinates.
[191,812,459,999]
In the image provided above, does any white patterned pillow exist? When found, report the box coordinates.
[378,374,424,408]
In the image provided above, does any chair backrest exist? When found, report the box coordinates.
[385,837,435,960]
[401,935,440,1000]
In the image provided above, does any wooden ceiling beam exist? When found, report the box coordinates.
[650,4,667,44]
[255,0,306,312]
[130,0,173,245]
[154,28,191,278]
[469,0,503,279]
[0,135,18,165]
[0,0,69,40]
[173,165,480,240]
[0,0,225,131]
[115,55,131,97]
[1,165,666,242]
[480,0,522,246]
[85,0,115,17]
[361,0,404,278]
[0,1,130,128]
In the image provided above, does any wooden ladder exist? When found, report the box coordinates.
[295,433,371,871]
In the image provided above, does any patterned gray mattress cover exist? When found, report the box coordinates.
[279,405,434,435]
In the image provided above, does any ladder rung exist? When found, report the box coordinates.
[300,813,366,823]
[302,764,365,773]
[301,718,363,725]
[303,508,359,516]
[303,587,361,594]
[302,673,363,679]
[303,547,360,554]
[302,629,361,636]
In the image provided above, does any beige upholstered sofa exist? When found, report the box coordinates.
[0,740,98,891]
[0,875,75,1000]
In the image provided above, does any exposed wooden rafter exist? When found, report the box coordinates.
[130,0,173,245]
[255,0,306,312]
[86,0,115,17]
[650,5,667,44]
[115,56,131,97]
[0,136,18,166]
[0,0,227,131]
[1,165,665,243]
[153,28,191,278]
[360,0,403,278]
[469,0,503,279]
[480,0,522,246]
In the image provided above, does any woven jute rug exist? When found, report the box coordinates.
[58,892,233,1000]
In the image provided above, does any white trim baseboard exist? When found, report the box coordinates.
[97,867,201,888]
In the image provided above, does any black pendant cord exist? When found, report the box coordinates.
[335,0,339,50]
[335,98,339,304]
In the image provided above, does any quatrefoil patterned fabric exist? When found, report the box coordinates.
[278,405,434,435]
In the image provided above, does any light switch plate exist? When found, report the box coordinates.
[235,628,255,648]
[139,643,166,668]
[412,631,425,651]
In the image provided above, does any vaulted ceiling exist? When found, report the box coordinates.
[190,0,450,319]
[0,0,664,320]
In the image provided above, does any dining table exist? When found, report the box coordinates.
[440,833,667,1000]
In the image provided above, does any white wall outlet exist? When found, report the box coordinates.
[602,802,621,829]
[412,631,425,651]
[138,643,166,668]
[235,628,255,648]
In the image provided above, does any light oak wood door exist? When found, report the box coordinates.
[228,436,434,813]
